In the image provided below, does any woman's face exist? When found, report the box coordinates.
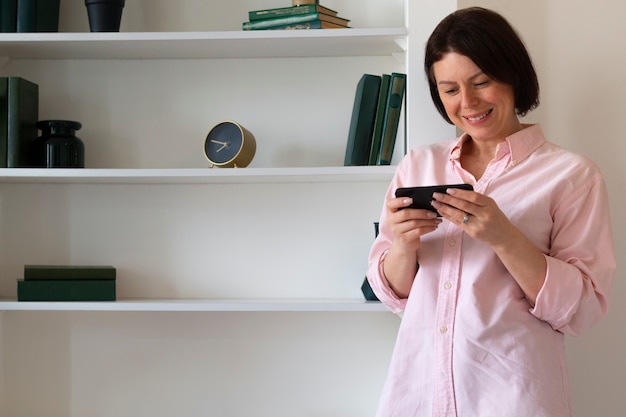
[432,52,522,143]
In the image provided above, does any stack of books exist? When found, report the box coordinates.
[344,72,406,166]
[0,0,60,32]
[17,265,117,301]
[242,3,350,30]
[1,77,40,168]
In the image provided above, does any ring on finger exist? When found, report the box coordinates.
[462,213,471,224]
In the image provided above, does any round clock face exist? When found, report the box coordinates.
[204,122,244,165]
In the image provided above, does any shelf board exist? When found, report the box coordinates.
[0,166,396,184]
[0,28,407,59]
[0,298,388,312]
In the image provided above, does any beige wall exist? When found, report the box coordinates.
[457,1,626,416]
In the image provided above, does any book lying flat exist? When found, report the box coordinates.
[249,4,338,21]
[17,279,116,301]
[24,265,116,280]
[265,20,347,30]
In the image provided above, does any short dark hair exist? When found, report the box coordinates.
[424,7,540,124]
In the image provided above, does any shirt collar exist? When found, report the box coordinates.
[449,124,546,167]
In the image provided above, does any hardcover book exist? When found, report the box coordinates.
[1,0,18,32]
[265,20,347,30]
[24,265,117,280]
[376,72,406,166]
[0,77,8,166]
[249,4,338,21]
[368,74,391,165]
[17,279,116,301]
[7,77,39,168]
[344,74,381,166]
[242,12,349,30]
[16,0,60,32]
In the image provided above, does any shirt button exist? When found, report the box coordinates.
[449,239,456,246]
[444,282,452,290]
[440,325,448,333]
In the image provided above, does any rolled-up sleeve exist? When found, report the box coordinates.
[530,174,615,336]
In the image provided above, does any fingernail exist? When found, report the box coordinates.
[427,211,437,218]
[446,188,457,195]
[403,198,412,205]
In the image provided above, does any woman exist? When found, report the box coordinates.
[367,7,615,417]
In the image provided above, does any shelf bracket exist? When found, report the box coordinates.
[392,37,407,64]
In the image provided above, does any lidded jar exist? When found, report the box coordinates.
[36,120,84,168]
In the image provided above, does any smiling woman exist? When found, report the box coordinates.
[367,7,615,417]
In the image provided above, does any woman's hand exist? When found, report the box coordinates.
[430,187,514,246]
[386,196,443,253]
[382,197,443,298]
[431,187,547,305]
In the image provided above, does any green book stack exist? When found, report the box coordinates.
[343,72,407,166]
[243,3,349,30]
[17,265,117,301]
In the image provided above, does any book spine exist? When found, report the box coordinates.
[249,4,316,21]
[0,77,8,167]
[376,73,406,166]
[34,0,59,32]
[1,0,18,32]
[243,12,322,30]
[344,74,381,166]
[368,74,391,165]
[24,265,117,280]
[16,0,36,32]
[17,280,117,301]
[7,77,39,167]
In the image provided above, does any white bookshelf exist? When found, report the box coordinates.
[0,298,387,312]
[0,166,396,184]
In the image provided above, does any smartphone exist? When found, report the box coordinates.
[395,183,474,214]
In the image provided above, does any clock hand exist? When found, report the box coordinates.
[210,139,229,152]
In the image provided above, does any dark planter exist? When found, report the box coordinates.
[85,0,125,32]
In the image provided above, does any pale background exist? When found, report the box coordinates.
[0,0,624,416]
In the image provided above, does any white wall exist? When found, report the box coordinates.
[458,2,626,416]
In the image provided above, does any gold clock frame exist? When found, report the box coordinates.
[204,120,256,168]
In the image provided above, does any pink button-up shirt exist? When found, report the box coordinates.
[367,125,615,417]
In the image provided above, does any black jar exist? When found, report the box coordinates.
[36,120,84,168]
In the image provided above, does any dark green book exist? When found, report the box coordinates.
[7,77,38,167]
[376,72,406,166]
[368,74,391,165]
[343,74,381,166]
[242,12,349,30]
[34,0,59,31]
[24,265,117,280]
[249,4,338,21]
[17,279,116,301]
[16,0,59,32]
[1,0,18,32]
[264,20,347,30]
[0,78,8,167]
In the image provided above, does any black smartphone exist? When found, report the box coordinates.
[395,183,474,214]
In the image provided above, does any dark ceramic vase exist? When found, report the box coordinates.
[85,0,125,32]
[36,120,85,168]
